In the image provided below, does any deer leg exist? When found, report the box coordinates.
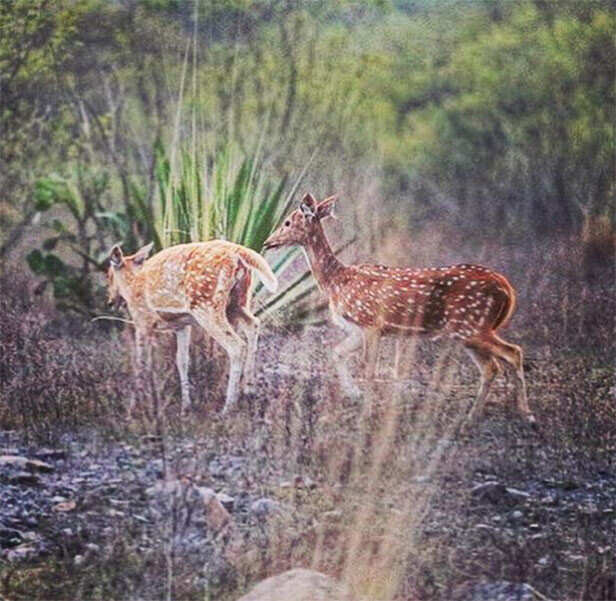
[231,307,261,393]
[465,344,502,421]
[331,314,363,397]
[175,326,192,413]
[492,334,535,423]
[393,335,403,380]
[227,270,259,392]
[130,329,150,417]
[481,333,534,422]
[363,329,381,380]
[191,308,246,415]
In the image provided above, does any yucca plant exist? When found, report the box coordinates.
[149,138,343,319]
[123,4,354,321]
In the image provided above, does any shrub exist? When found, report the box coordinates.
[0,269,129,442]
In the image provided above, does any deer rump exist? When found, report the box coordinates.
[151,255,253,333]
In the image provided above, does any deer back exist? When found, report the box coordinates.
[134,242,245,314]
[330,264,515,338]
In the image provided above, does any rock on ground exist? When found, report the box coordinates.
[237,568,353,601]
[453,580,535,601]
[0,455,54,473]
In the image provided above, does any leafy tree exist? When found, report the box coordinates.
[0,0,84,253]
[368,2,615,233]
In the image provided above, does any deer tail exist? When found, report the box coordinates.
[237,248,278,293]
[492,278,517,331]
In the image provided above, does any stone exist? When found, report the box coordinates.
[323,510,343,522]
[250,497,281,518]
[540,494,558,506]
[216,492,235,512]
[504,487,530,502]
[8,472,41,486]
[53,500,77,512]
[0,455,54,473]
[237,568,353,601]
[196,487,231,531]
[453,580,534,601]
[5,543,39,563]
[470,481,508,504]
[0,527,23,548]
[471,482,530,506]
[293,475,317,489]
[33,448,67,461]
[566,554,586,563]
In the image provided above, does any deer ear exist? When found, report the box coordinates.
[133,241,154,265]
[109,245,124,268]
[300,194,317,219]
[316,194,338,220]
[301,193,316,208]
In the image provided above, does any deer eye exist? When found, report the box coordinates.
[285,220,290,227]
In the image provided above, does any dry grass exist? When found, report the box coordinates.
[0,233,614,600]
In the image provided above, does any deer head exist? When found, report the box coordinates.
[263,193,337,250]
[106,242,154,307]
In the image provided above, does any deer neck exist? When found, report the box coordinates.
[302,223,344,293]
[116,269,140,310]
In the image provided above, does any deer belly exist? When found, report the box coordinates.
[331,310,364,336]
[146,294,189,312]
[156,312,198,331]
[381,322,439,337]
[145,275,190,311]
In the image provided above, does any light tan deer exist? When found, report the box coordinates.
[263,193,534,423]
[106,240,277,415]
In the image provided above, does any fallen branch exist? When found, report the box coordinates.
[91,315,134,325]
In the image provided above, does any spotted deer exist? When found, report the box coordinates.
[263,193,534,422]
[106,240,277,415]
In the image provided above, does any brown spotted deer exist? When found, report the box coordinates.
[106,240,277,415]
[263,193,534,423]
